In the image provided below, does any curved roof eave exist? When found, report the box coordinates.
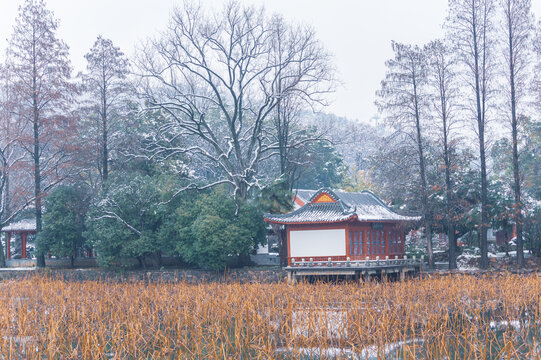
[263,213,357,225]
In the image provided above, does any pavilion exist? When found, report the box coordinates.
[264,188,422,281]
[1,219,36,260]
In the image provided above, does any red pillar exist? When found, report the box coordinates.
[21,233,26,259]
[6,232,10,260]
[345,224,350,258]
[384,227,389,257]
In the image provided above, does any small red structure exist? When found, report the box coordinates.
[495,225,516,246]
[1,219,36,260]
[264,189,420,268]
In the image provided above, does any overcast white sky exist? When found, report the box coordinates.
[1,0,540,125]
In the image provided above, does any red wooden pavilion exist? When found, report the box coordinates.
[264,189,420,267]
[1,219,36,259]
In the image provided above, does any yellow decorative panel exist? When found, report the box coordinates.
[312,193,335,203]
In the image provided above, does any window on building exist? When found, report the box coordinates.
[349,231,363,256]
[376,231,380,255]
[371,231,377,255]
[389,231,398,254]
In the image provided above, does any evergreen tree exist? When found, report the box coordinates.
[175,188,265,270]
[81,36,131,186]
[40,184,89,267]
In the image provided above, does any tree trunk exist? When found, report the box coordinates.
[479,136,489,269]
[0,172,9,267]
[272,224,287,268]
[448,226,457,269]
[237,181,249,201]
[425,227,433,268]
[471,15,489,269]
[102,95,108,185]
[507,18,524,268]
[33,58,45,268]
[440,85,457,270]
[0,231,5,268]
[412,76,433,269]
[444,150,457,270]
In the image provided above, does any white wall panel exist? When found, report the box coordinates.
[290,229,345,257]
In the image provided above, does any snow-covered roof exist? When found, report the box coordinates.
[1,219,37,232]
[265,188,420,224]
[292,189,316,206]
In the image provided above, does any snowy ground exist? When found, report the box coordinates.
[457,250,533,271]
[276,339,425,360]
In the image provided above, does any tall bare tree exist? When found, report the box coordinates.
[426,40,461,269]
[81,36,131,185]
[0,61,40,267]
[0,66,14,267]
[377,42,434,268]
[500,0,533,268]
[268,16,333,191]
[135,1,332,200]
[447,0,496,269]
[6,0,77,267]
[534,24,541,113]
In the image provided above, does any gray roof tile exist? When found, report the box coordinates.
[265,188,420,224]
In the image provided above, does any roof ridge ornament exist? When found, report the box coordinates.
[307,188,340,204]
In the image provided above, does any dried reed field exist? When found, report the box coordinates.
[0,274,540,359]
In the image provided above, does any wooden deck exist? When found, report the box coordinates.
[285,257,422,282]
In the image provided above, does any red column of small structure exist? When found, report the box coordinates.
[345,223,350,257]
[6,232,10,260]
[21,233,26,259]
[287,227,293,266]
[384,227,389,258]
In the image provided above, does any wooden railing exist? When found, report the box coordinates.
[288,255,422,268]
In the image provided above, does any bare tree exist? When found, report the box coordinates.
[376,42,434,268]
[426,40,461,269]
[0,62,39,267]
[533,23,541,111]
[268,16,333,191]
[0,67,14,267]
[81,36,131,185]
[447,0,496,269]
[135,1,332,200]
[500,0,533,268]
[6,0,77,267]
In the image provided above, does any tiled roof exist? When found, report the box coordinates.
[292,189,316,205]
[265,201,357,224]
[1,219,37,232]
[265,188,420,224]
